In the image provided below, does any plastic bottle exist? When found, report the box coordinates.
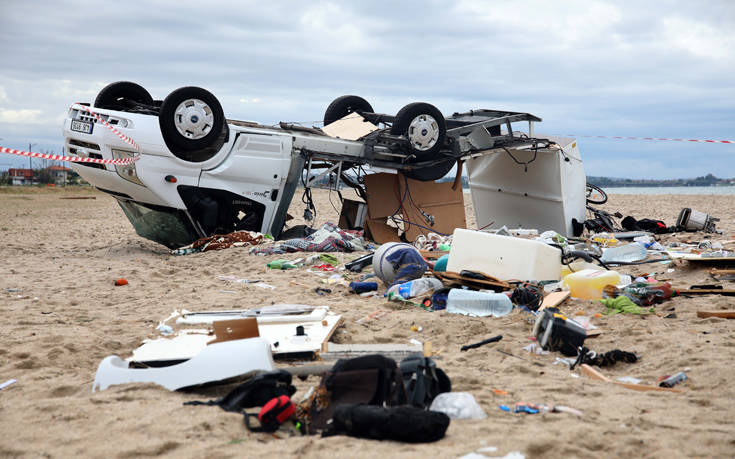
[445,289,513,317]
[385,278,443,299]
[560,260,604,278]
[600,242,648,263]
[562,269,621,300]
[612,282,677,305]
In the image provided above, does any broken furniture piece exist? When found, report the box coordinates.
[165,306,343,356]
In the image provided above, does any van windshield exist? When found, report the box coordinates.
[117,200,200,249]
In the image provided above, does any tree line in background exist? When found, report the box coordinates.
[587,173,734,188]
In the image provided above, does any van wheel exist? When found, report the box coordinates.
[94,81,154,109]
[391,102,446,159]
[159,86,228,162]
[402,158,456,181]
[323,95,374,126]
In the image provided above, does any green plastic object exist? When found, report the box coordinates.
[267,259,298,270]
[434,254,449,272]
[438,244,451,251]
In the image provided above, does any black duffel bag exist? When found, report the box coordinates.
[325,404,450,443]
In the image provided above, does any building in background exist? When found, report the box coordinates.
[8,168,34,185]
[47,165,74,185]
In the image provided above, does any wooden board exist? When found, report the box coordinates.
[321,342,423,360]
[680,289,735,296]
[697,310,735,319]
[420,250,449,260]
[539,291,571,310]
[434,271,510,291]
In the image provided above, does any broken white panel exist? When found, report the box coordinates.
[92,337,274,392]
[466,136,585,237]
[322,113,378,140]
[137,310,342,360]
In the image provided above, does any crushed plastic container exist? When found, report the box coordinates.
[600,242,647,263]
[385,278,443,299]
[562,269,621,300]
[447,229,562,281]
[446,289,513,317]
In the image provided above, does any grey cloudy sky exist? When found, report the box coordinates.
[1,0,733,179]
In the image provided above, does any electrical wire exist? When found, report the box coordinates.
[502,147,538,172]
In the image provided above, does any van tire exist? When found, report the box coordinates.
[402,158,456,182]
[323,95,374,126]
[159,86,228,163]
[94,81,154,109]
[391,102,446,159]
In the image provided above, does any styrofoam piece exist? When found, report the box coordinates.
[467,136,585,237]
[447,228,562,281]
[92,337,274,392]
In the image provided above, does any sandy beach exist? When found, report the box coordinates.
[1,186,734,458]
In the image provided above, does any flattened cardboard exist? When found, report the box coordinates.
[322,113,377,140]
[363,172,466,243]
[208,318,259,345]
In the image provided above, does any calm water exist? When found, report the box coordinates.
[604,186,735,195]
[463,186,735,195]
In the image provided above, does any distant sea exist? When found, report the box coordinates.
[462,185,735,195]
[604,186,735,195]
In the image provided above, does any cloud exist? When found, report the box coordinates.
[0,109,45,124]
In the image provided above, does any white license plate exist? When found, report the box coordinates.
[70,119,93,134]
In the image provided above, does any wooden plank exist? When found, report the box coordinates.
[420,250,449,260]
[697,310,735,319]
[580,364,610,382]
[434,271,510,291]
[320,341,422,359]
[539,291,571,310]
[681,289,735,296]
[580,364,682,393]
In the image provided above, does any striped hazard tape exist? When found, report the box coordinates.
[0,104,141,165]
[563,134,734,144]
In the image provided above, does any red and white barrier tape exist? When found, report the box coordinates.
[563,134,734,144]
[0,104,141,166]
[0,146,138,166]
[75,104,140,152]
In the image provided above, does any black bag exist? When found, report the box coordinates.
[400,354,451,408]
[621,216,671,234]
[325,404,450,443]
[184,370,296,412]
[302,355,407,434]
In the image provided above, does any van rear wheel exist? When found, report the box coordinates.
[159,86,228,162]
[323,95,374,126]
